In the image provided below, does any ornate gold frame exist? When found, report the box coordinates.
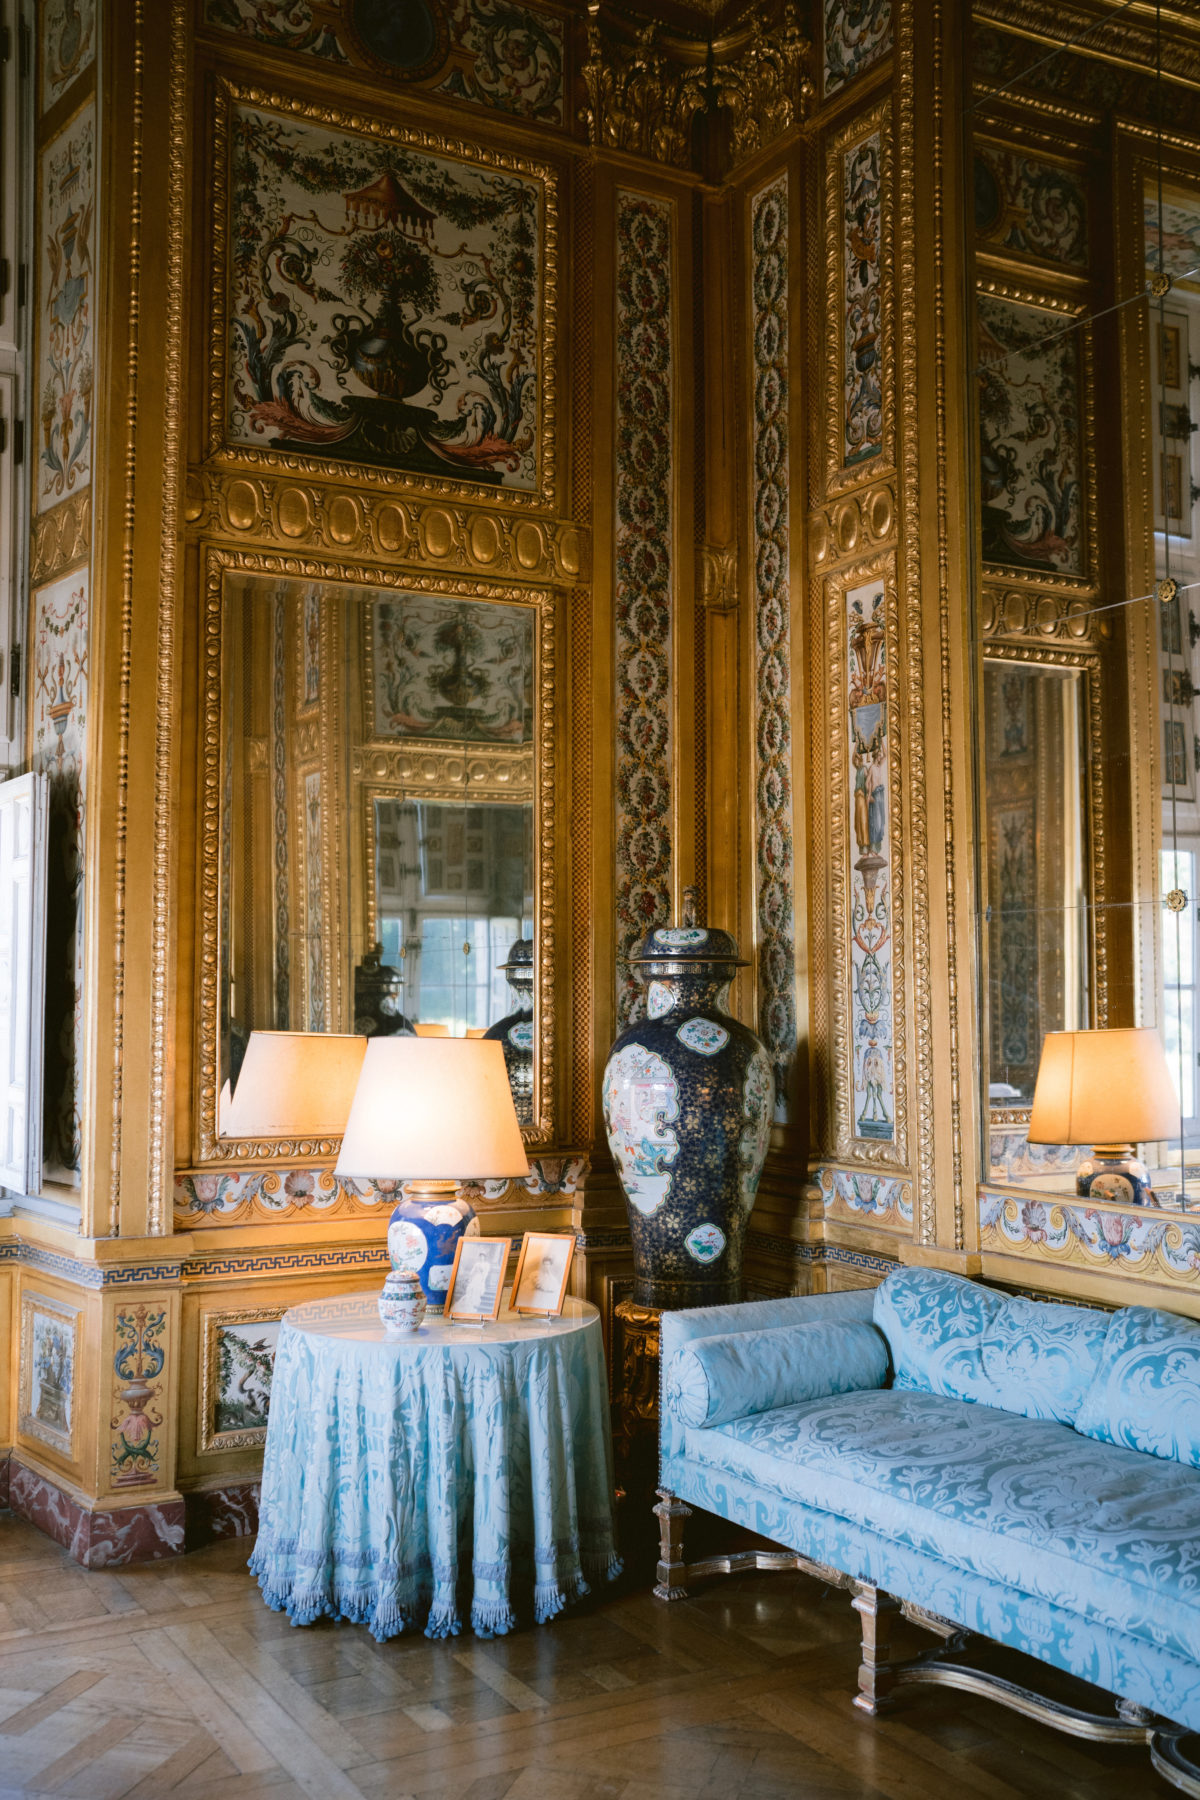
[976,275,1099,595]
[823,99,894,501]
[198,1303,288,1454]
[206,79,560,515]
[824,548,909,1169]
[195,546,559,1165]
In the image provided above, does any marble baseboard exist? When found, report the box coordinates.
[184,1480,261,1549]
[8,1459,185,1567]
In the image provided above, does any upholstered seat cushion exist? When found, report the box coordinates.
[686,1386,1200,1665]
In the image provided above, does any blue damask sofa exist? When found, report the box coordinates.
[657,1267,1200,1791]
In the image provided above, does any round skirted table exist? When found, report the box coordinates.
[249,1291,622,1642]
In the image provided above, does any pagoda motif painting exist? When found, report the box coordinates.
[225,101,547,494]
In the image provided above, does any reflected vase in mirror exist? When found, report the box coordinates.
[355,942,415,1037]
[602,890,774,1309]
[484,938,534,1124]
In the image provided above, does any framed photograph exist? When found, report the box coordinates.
[444,1236,509,1323]
[199,1306,287,1453]
[511,1232,574,1316]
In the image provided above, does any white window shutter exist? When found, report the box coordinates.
[0,772,48,1194]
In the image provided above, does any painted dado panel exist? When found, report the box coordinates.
[40,0,97,115]
[203,0,567,129]
[749,173,796,1122]
[613,191,673,1029]
[825,107,891,499]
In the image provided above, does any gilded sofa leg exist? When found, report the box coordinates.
[653,1489,692,1600]
[851,1582,899,1714]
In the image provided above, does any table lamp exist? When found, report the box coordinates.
[221,1031,368,1138]
[336,1037,529,1312]
[1028,1027,1178,1206]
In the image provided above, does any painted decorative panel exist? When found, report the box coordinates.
[823,0,892,97]
[846,578,895,1143]
[614,193,673,1028]
[816,1165,912,1231]
[37,102,95,512]
[1145,191,1200,291]
[842,131,882,469]
[174,1153,586,1225]
[110,1305,167,1490]
[436,0,566,125]
[19,1292,80,1459]
[200,1309,286,1453]
[272,587,291,1025]
[40,0,97,113]
[204,0,565,126]
[370,595,533,742]
[31,570,88,1182]
[304,770,325,1030]
[750,176,795,1123]
[980,1190,1200,1287]
[978,294,1083,578]
[204,0,349,61]
[222,99,549,498]
[975,147,1088,270]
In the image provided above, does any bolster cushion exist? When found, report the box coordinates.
[1076,1305,1200,1466]
[664,1318,890,1430]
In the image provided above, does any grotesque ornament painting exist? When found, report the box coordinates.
[226,103,544,494]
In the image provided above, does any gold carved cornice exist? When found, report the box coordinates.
[31,491,92,586]
[809,483,895,568]
[973,0,1200,93]
[581,2,812,176]
[183,468,589,587]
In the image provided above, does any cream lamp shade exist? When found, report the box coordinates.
[335,1036,530,1180]
[1028,1028,1178,1147]
[222,1031,368,1138]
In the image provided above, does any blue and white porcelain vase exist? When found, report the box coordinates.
[386,1186,479,1313]
[602,892,774,1309]
[484,938,534,1125]
[378,1267,427,1333]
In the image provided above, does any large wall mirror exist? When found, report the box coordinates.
[197,558,557,1160]
[973,132,1200,1210]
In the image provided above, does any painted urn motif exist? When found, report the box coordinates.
[602,890,774,1309]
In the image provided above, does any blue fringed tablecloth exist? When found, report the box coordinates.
[249,1292,622,1642]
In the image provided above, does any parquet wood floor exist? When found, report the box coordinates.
[0,1514,1170,1798]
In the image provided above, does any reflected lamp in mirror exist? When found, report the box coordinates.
[1028,1028,1178,1207]
[222,1031,368,1139]
[335,1037,530,1313]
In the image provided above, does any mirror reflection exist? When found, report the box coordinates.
[220,573,538,1128]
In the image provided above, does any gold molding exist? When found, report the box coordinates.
[809,482,896,569]
[206,79,559,516]
[194,547,560,1166]
[197,1303,287,1454]
[30,491,92,585]
[980,582,1107,647]
[182,467,588,584]
[710,6,814,169]
[698,543,738,611]
[581,6,708,170]
[976,276,1099,596]
[823,100,894,502]
[825,548,909,1171]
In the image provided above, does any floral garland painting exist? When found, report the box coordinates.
[978,294,1083,577]
[226,103,544,493]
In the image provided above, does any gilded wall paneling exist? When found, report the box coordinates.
[207,81,559,514]
[748,171,797,1122]
[182,469,589,583]
[30,492,93,587]
[613,189,675,1029]
[200,0,571,133]
[824,101,892,500]
[808,480,895,569]
[824,551,908,1169]
[194,548,561,1168]
[976,280,1098,594]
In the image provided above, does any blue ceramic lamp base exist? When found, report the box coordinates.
[1076,1145,1155,1207]
[386,1180,478,1313]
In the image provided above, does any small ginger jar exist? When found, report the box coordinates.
[378,1267,427,1334]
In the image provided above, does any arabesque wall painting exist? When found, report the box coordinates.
[38,103,94,513]
[846,578,895,1143]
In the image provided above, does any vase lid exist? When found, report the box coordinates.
[499,937,534,974]
[623,887,746,969]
